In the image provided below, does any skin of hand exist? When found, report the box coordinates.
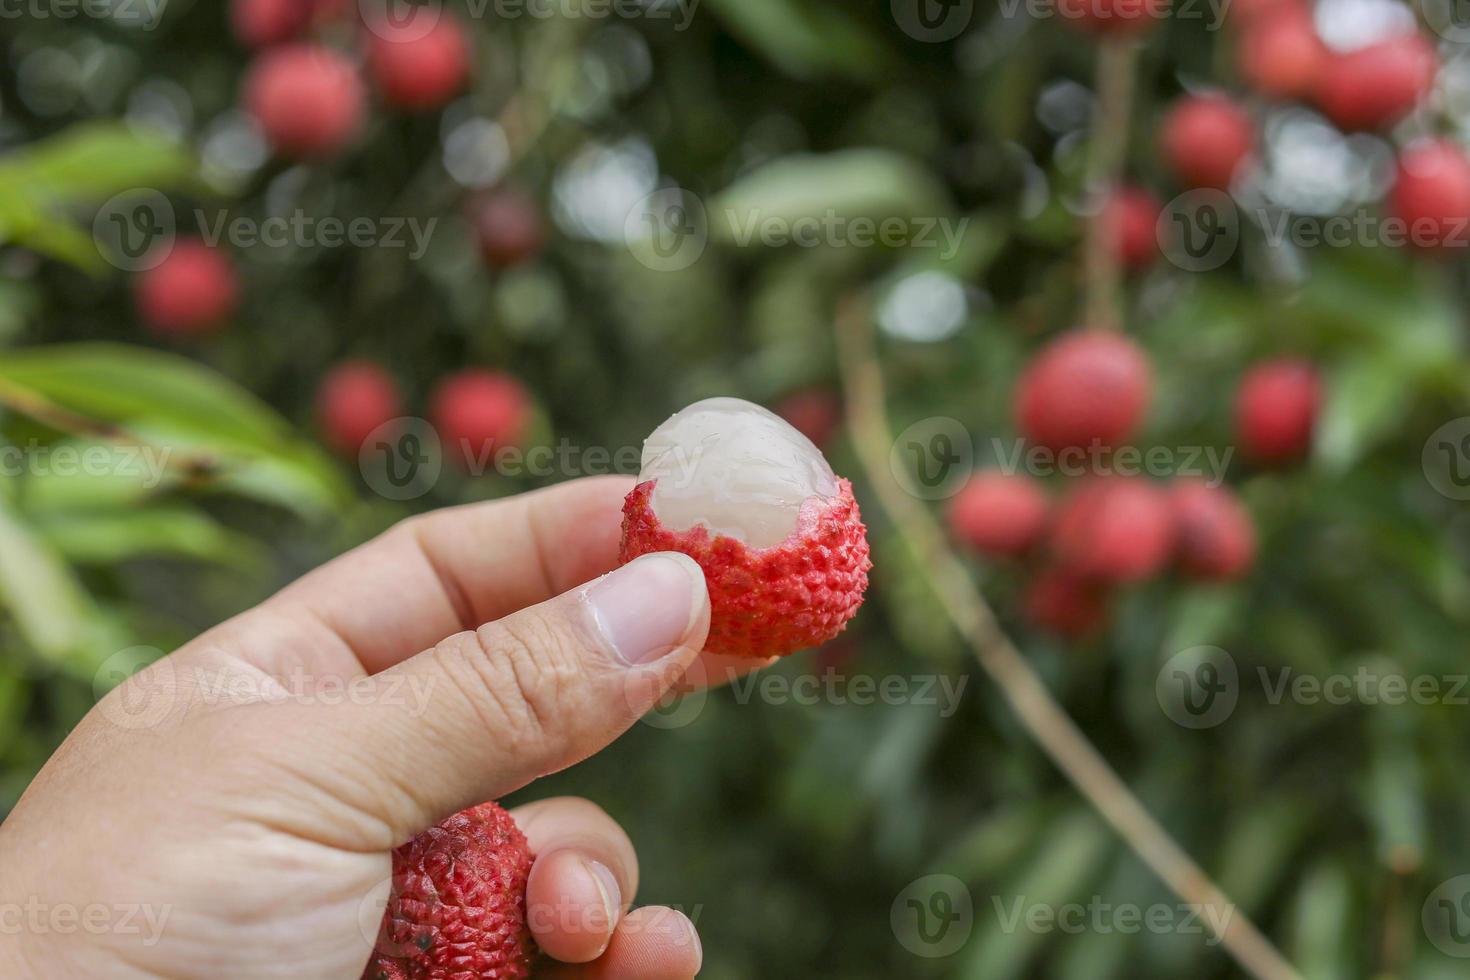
[0,476,765,979]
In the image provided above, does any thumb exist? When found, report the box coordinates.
[322,552,709,839]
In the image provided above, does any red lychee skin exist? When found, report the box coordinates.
[134,239,239,337]
[363,802,537,980]
[1024,567,1109,637]
[774,388,842,449]
[619,479,871,659]
[317,361,403,457]
[1235,359,1321,465]
[1056,0,1170,34]
[1313,34,1436,132]
[1169,479,1257,581]
[469,189,547,268]
[946,472,1051,558]
[230,0,346,47]
[430,370,532,469]
[1227,0,1303,28]
[367,15,472,111]
[244,44,366,159]
[1051,478,1176,584]
[1015,329,1153,453]
[1389,139,1470,251]
[1159,94,1255,190]
[1238,8,1326,101]
[1099,187,1161,271]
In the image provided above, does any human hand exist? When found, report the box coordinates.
[0,476,752,979]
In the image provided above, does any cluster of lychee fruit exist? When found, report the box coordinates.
[947,329,1321,637]
[314,361,534,468]
[1074,0,1466,263]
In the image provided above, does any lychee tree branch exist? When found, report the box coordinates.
[1083,39,1139,332]
[833,295,1302,980]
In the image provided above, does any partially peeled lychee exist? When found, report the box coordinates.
[619,398,871,659]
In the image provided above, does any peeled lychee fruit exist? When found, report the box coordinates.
[317,361,403,457]
[469,189,547,268]
[1099,186,1161,272]
[362,802,537,980]
[1313,33,1436,131]
[1235,358,1321,465]
[367,14,472,111]
[134,239,240,337]
[1389,139,1470,251]
[1024,567,1109,637]
[1169,479,1257,581]
[1238,7,1326,101]
[619,397,871,659]
[1160,94,1255,190]
[430,370,532,469]
[244,44,365,159]
[230,0,345,48]
[1015,329,1153,453]
[1057,0,1170,34]
[1051,478,1176,583]
[946,471,1050,558]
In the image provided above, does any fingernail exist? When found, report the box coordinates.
[583,858,622,931]
[678,910,703,972]
[584,553,707,666]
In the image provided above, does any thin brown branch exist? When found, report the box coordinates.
[1083,39,1139,332]
[834,295,1302,980]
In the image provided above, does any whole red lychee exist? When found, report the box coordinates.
[362,802,537,980]
[1235,359,1321,465]
[317,361,403,458]
[367,15,472,111]
[430,370,532,469]
[244,44,366,159]
[618,398,871,659]
[1051,478,1176,583]
[774,388,842,449]
[230,0,346,47]
[469,189,547,268]
[946,471,1051,558]
[1024,567,1109,637]
[1169,479,1256,581]
[1099,186,1161,272]
[1160,94,1255,190]
[1015,329,1153,453]
[1313,33,1436,131]
[1238,7,1326,100]
[1057,0,1170,34]
[134,239,240,338]
[1389,138,1470,251]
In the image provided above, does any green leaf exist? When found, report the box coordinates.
[31,506,266,570]
[1315,356,1411,473]
[702,0,892,80]
[0,495,105,667]
[710,150,953,247]
[0,344,349,517]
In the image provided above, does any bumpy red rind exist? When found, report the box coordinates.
[363,802,537,980]
[619,478,871,659]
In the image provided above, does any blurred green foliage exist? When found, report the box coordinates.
[2,2,1470,978]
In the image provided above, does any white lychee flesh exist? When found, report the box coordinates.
[639,397,839,550]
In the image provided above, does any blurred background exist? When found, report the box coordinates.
[4,0,1470,976]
